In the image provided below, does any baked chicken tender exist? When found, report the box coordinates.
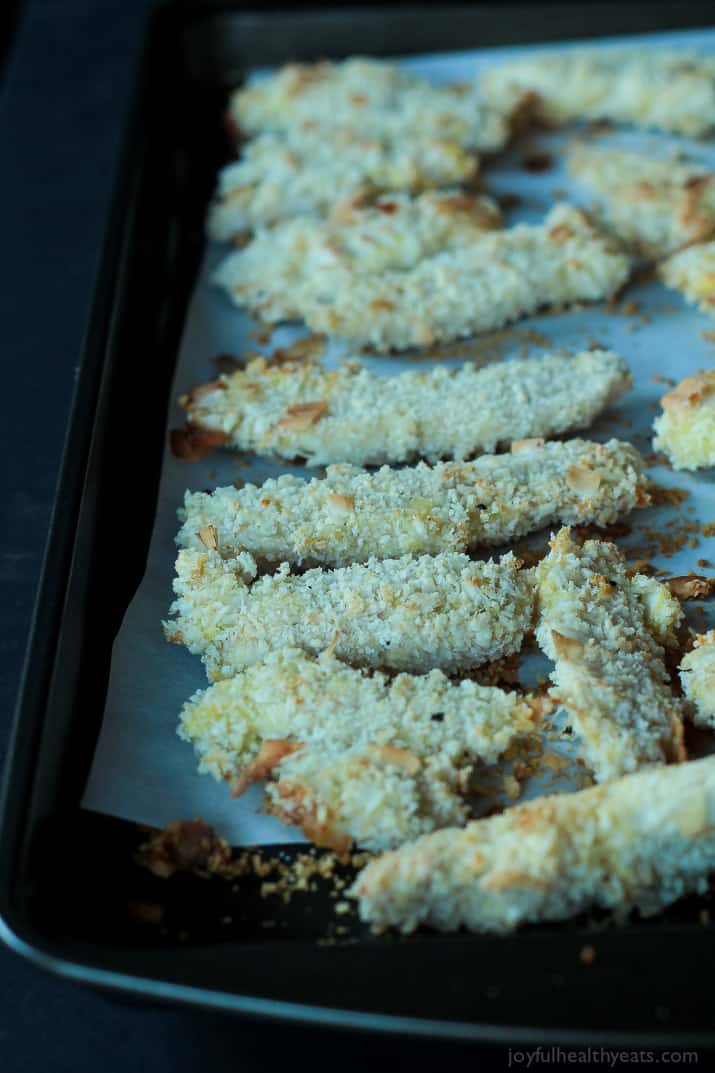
[164,547,534,680]
[534,528,686,782]
[680,632,715,729]
[178,648,538,853]
[211,189,502,311]
[653,370,715,471]
[215,204,630,351]
[208,132,481,235]
[659,241,715,317]
[178,438,648,568]
[351,754,715,933]
[481,48,715,137]
[179,349,632,468]
[230,57,522,150]
[568,143,715,257]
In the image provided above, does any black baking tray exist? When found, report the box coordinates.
[3,0,715,1044]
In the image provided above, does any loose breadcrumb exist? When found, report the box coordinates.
[178,348,632,467]
[208,132,481,233]
[653,371,715,471]
[230,57,523,150]
[217,204,630,351]
[211,189,501,311]
[178,647,538,852]
[568,143,715,257]
[177,438,648,567]
[164,547,534,679]
[351,754,715,933]
[481,48,715,137]
[680,631,715,729]
[534,527,686,782]
[660,241,715,318]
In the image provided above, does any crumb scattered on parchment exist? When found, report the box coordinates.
[496,192,521,211]
[580,944,597,966]
[522,151,553,173]
[651,374,676,387]
[212,353,244,375]
[410,326,552,366]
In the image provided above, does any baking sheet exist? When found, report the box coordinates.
[83,28,715,846]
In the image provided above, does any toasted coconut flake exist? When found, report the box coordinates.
[276,400,328,431]
[170,424,229,462]
[326,493,355,512]
[510,437,545,454]
[551,629,585,660]
[369,744,422,775]
[183,379,227,404]
[566,463,602,493]
[666,575,712,600]
[198,524,219,551]
[661,373,715,413]
[231,739,303,798]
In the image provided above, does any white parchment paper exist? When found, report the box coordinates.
[83,28,715,845]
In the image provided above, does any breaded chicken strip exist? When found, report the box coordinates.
[680,632,715,729]
[177,349,631,467]
[164,547,534,679]
[351,754,715,933]
[534,527,686,782]
[211,189,500,305]
[659,241,715,317]
[178,648,538,853]
[208,133,482,234]
[215,204,630,351]
[568,143,715,257]
[482,48,715,137]
[653,370,715,471]
[178,438,648,567]
[230,57,522,149]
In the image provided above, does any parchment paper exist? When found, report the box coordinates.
[83,28,715,845]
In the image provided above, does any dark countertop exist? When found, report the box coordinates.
[2,3,714,1069]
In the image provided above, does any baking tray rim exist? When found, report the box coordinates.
[2,1,715,1044]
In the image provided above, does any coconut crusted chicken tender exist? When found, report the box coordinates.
[653,371,715,471]
[659,241,715,318]
[351,754,715,934]
[211,189,502,313]
[178,648,538,853]
[164,547,534,680]
[230,57,522,150]
[680,632,715,730]
[208,131,481,235]
[178,438,648,568]
[568,143,715,257]
[481,47,715,137]
[224,204,630,351]
[178,349,632,468]
[534,528,686,783]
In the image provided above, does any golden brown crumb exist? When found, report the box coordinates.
[580,944,597,966]
[276,400,329,431]
[197,525,219,551]
[170,424,229,462]
[137,819,232,878]
[127,901,164,925]
[268,335,326,366]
